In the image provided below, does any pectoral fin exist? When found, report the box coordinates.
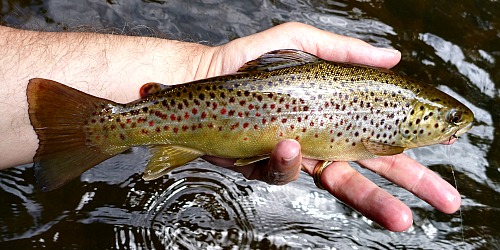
[143,145,203,181]
[361,140,405,156]
[234,155,270,166]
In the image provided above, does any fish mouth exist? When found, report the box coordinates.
[455,122,473,137]
[444,122,473,144]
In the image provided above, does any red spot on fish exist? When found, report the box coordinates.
[255,112,261,117]
[191,125,197,131]
[295,136,300,141]
[244,137,248,141]
[262,118,267,124]
[254,124,259,130]
[271,117,277,122]
[120,123,126,129]
[156,127,161,132]
[270,104,276,109]
[201,112,207,119]
[297,117,302,122]
[228,110,235,116]
[164,126,170,131]
[290,125,295,130]
[126,119,132,124]
[221,107,227,115]
[230,122,239,130]
[138,117,146,123]
[141,129,149,134]
[120,134,126,140]
[173,127,179,133]
[177,116,182,122]
[285,103,290,109]
[192,108,198,115]
[208,123,214,128]
[184,112,190,119]
[315,134,319,138]
[198,123,203,129]
[282,118,288,123]
[239,100,246,106]
[238,112,243,117]
[170,114,176,121]
[243,123,249,128]
[182,125,188,131]
[279,132,284,137]
[310,122,314,126]
[229,97,235,103]
[149,120,154,127]
[212,102,218,110]
[248,104,254,110]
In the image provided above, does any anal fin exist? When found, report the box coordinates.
[361,139,405,156]
[143,145,203,181]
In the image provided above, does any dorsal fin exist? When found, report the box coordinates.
[237,49,321,72]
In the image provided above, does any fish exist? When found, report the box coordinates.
[27,49,474,191]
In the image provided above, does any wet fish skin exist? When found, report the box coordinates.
[27,49,474,191]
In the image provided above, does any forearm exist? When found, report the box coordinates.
[0,25,214,169]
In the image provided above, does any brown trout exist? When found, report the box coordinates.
[27,49,474,191]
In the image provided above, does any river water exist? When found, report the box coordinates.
[0,0,498,249]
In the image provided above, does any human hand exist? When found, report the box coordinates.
[197,22,460,232]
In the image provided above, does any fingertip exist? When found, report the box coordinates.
[265,139,302,184]
[381,203,413,232]
[440,188,462,214]
[273,139,301,162]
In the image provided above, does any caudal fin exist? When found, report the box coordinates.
[27,78,126,191]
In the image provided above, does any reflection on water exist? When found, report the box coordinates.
[1,0,499,249]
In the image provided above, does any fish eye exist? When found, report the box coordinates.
[447,110,462,125]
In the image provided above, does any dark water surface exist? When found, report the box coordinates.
[1,0,499,249]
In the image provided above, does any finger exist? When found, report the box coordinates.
[220,22,401,74]
[357,154,461,214]
[302,160,413,232]
[249,139,302,185]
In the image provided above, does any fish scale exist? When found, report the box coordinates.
[86,61,416,161]
[27,49,474,191]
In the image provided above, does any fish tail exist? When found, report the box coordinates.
[27,78,127,191]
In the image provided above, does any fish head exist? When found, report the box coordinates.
[398,90,474,149]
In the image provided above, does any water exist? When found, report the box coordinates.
[1,0,498,248]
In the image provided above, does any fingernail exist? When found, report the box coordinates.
[282,154,297,166]
[378,47,400,54]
